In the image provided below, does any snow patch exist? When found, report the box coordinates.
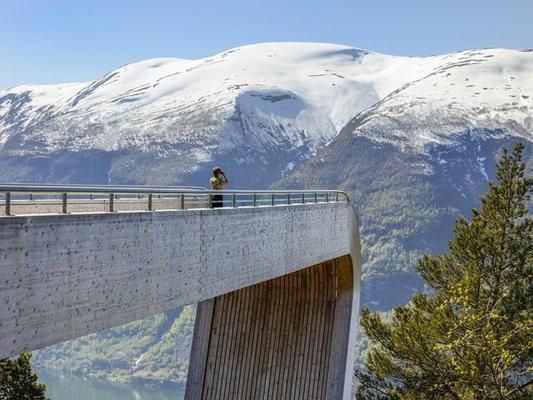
[477,156,488,180]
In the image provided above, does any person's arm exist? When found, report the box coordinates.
[221,173,229,185]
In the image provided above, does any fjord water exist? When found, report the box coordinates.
[36,368,184,400]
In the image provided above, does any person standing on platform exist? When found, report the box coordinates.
[210,167,228,208]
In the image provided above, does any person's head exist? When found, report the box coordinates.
[212,167,223,177]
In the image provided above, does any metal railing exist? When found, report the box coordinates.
[0,184,349,216]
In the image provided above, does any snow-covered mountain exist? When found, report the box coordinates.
[344,48,533,152]
[0,43,532,186]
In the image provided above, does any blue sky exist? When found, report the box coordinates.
[1,0,532,89]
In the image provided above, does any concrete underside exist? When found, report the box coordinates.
[186,256,354,400]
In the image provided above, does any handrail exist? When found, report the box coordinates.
[0,184,346,196]
[0,183,349,216]
[0,183,207,194]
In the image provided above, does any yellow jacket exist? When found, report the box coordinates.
[210,176,226,190]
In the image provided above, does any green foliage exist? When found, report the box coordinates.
[131,305,196,384]
[34,313,164,382]
[0,353,47,400]
[32,306,195,387]
[357,143,533,399]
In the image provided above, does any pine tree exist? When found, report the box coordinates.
[357,143,532,400]
[0,353,47,400]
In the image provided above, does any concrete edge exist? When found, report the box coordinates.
[343,205,362,400]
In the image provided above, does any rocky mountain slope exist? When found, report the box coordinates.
[5,42,531,386]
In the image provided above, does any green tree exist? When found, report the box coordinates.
[357,143,532,400]
[0,353,47,400]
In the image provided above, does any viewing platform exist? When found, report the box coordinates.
[0,184,361,400]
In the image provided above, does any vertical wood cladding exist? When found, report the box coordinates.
[195,259,345,400]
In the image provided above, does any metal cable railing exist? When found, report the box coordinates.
[0,184,349,216]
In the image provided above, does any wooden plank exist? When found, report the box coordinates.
[288,266,304,400]
[322,260,334,398]
[316,263,326,399]
[259,276,278,400]
[302,265,317,400]
[280,270,297,399]
[264,272,284,399]
[233,283,253,399]
[246,282,264,398]
[253,279,272,399]
[234,284,250,399]
[322,260,337,399]
[271,273,289,399]
[326,256,353,400]
[201,295,223,400]
[317,261,333,399]
[280,272,294,397]
[223,290,239,399]
[310,262,325,399]
[216,293,231,399]
[322,260,336,398]
[219,291,239,399]
[224,288,243,399]
[294,268,308,400]
[184,299,215,400]
[297,268,312,400]
[313,262,326,398]
[241,283,260,398]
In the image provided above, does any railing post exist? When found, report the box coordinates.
[336,192,339,202]
[301,193,305,204]
[232,193,236,208]
[29,193,33,201]
[148,194,153,211]
[179,194,185,210]
[62,193,68,214]
[109,193,114,212]
[271,193,275,206]
[314,192,318,203]
[5,192,11,216]
[326,193,329,203]
[287,193,291,205]
[208,194,213,208]
[253,193,257,207]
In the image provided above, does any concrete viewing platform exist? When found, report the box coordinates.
[0,184,361,400]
